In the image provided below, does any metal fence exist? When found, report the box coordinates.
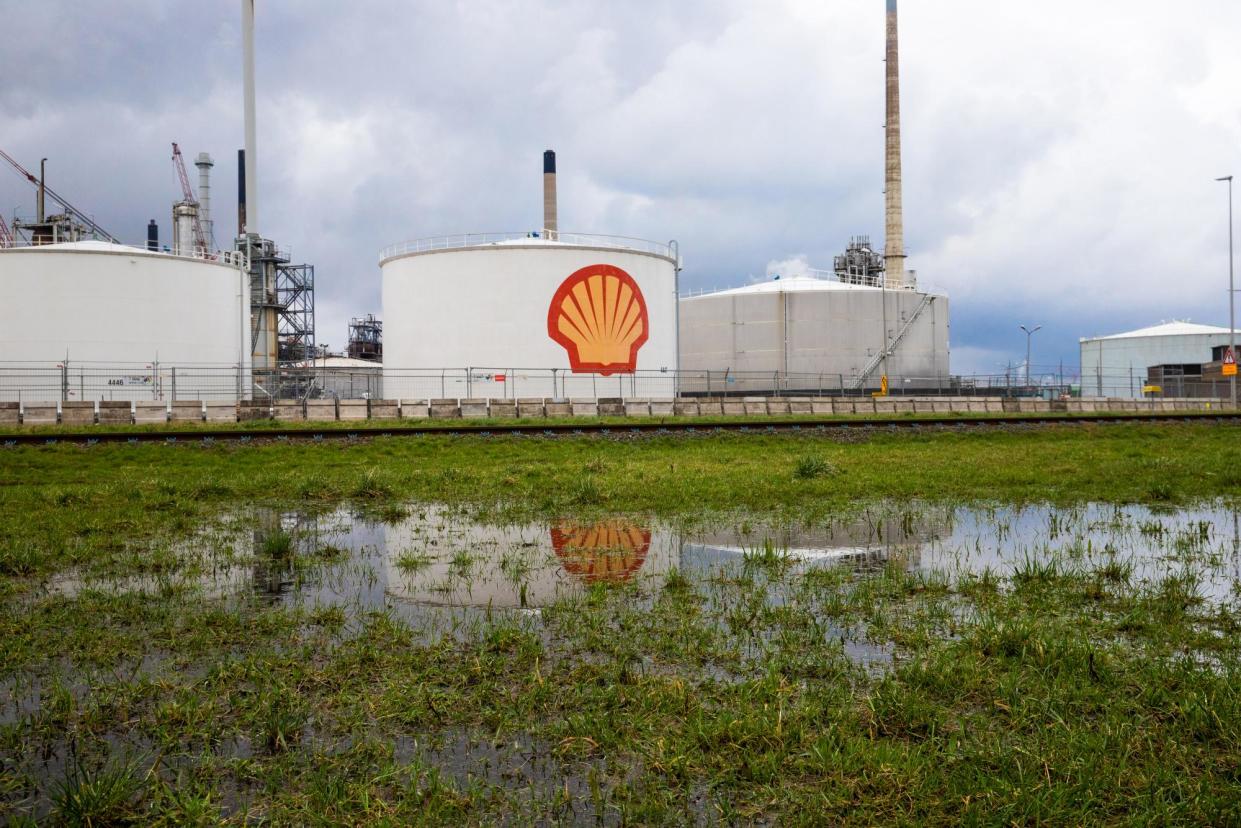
[0,360,1107,403]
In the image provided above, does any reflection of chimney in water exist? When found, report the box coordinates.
[543,149,557,240]
[884,0,907,286]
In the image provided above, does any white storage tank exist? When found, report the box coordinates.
[0,240,252,401]
[1079,321,1235,398]
[379,234,679,400]
[678,275,949,393]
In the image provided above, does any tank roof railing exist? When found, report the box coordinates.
[379,232,678,264]
[0,237,249,269]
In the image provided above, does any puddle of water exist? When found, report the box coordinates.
[43,501,1241,614]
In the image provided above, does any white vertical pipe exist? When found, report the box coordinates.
[242,0,258,236]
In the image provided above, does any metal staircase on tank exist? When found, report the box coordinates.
[849,293,936,390]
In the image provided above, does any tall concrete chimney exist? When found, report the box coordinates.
[543,150,557,240]
[884,0,906,285]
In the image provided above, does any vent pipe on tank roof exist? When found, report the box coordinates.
[543,150,557,240]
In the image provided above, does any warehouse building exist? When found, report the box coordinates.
[1080,321,1234,398]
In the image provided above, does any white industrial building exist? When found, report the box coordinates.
[1080,321,1234,398]
[0,240,251,401]
[380,234,680,400]
[678,274,950,393]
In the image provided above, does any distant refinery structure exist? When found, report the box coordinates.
[678,0,949,391]
[0,0,952,401]
[347,314,383,362]
[0,1,317,400]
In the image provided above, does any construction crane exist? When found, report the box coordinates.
[0,214,11,248]
[0,147,117,242]
[171,142,209,255]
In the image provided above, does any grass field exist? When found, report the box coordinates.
[2,422,1240,823]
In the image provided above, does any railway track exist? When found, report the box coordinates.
[1,411,1238,446]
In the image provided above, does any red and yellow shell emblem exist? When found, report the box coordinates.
[550,520,651,583]
[547,264,649,375]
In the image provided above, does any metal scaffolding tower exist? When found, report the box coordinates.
[277,262,316,363]
[347,314,382,361]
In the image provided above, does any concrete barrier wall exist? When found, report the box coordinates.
[205,402,237,423]
[61,402,96,426]
[460,399,489,418]
[338,400,368,421]
[11,395,1237,427]
[370,400,399,420]
[171,402,204,422]
[400,400,429,419]
[132,403,166,424]
[572,399,599,417]
[22,405,58,425]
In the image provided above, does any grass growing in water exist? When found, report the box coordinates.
[2,424,1241,821]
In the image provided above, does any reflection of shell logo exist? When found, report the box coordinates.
[550,520,651,583]
[547,265,649,375]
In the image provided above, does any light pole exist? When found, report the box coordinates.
[1019,324,1042,387]
[1217,175,1235,409]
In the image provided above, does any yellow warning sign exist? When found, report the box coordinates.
[1224,347,1237,377]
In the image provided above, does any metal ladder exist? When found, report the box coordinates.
[849,294,936,390]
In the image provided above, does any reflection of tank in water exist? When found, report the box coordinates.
[382,514,675,608]
[681,509,952,573]
[551,520,651,582]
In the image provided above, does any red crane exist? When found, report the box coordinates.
[0,214,12,248]
[171,142,209,255]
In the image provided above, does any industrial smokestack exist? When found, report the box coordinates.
[147,220,159,252]
[241,0,258,236]
[543,149,557,240]
[195,152,214,249]
[237,149,246,238]
[884,0,906,285]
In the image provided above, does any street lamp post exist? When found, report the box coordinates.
[1019,324,1042,388]
[1217,175,1235,410]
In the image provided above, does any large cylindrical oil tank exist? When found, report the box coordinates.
[380,234,679,400]
[0,240,251,401]
[678,275,950,393]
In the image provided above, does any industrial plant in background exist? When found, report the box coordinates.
[679,0,949,393]
[347,315,383,362]
[0,0,958,405]
[0,0,320,402]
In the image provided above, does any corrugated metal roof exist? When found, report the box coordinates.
[1086,321,1233,341]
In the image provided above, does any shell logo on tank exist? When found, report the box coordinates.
[550,520,652,583]
[547,264,649,375]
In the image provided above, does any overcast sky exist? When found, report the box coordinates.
[3,1,1240,375]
